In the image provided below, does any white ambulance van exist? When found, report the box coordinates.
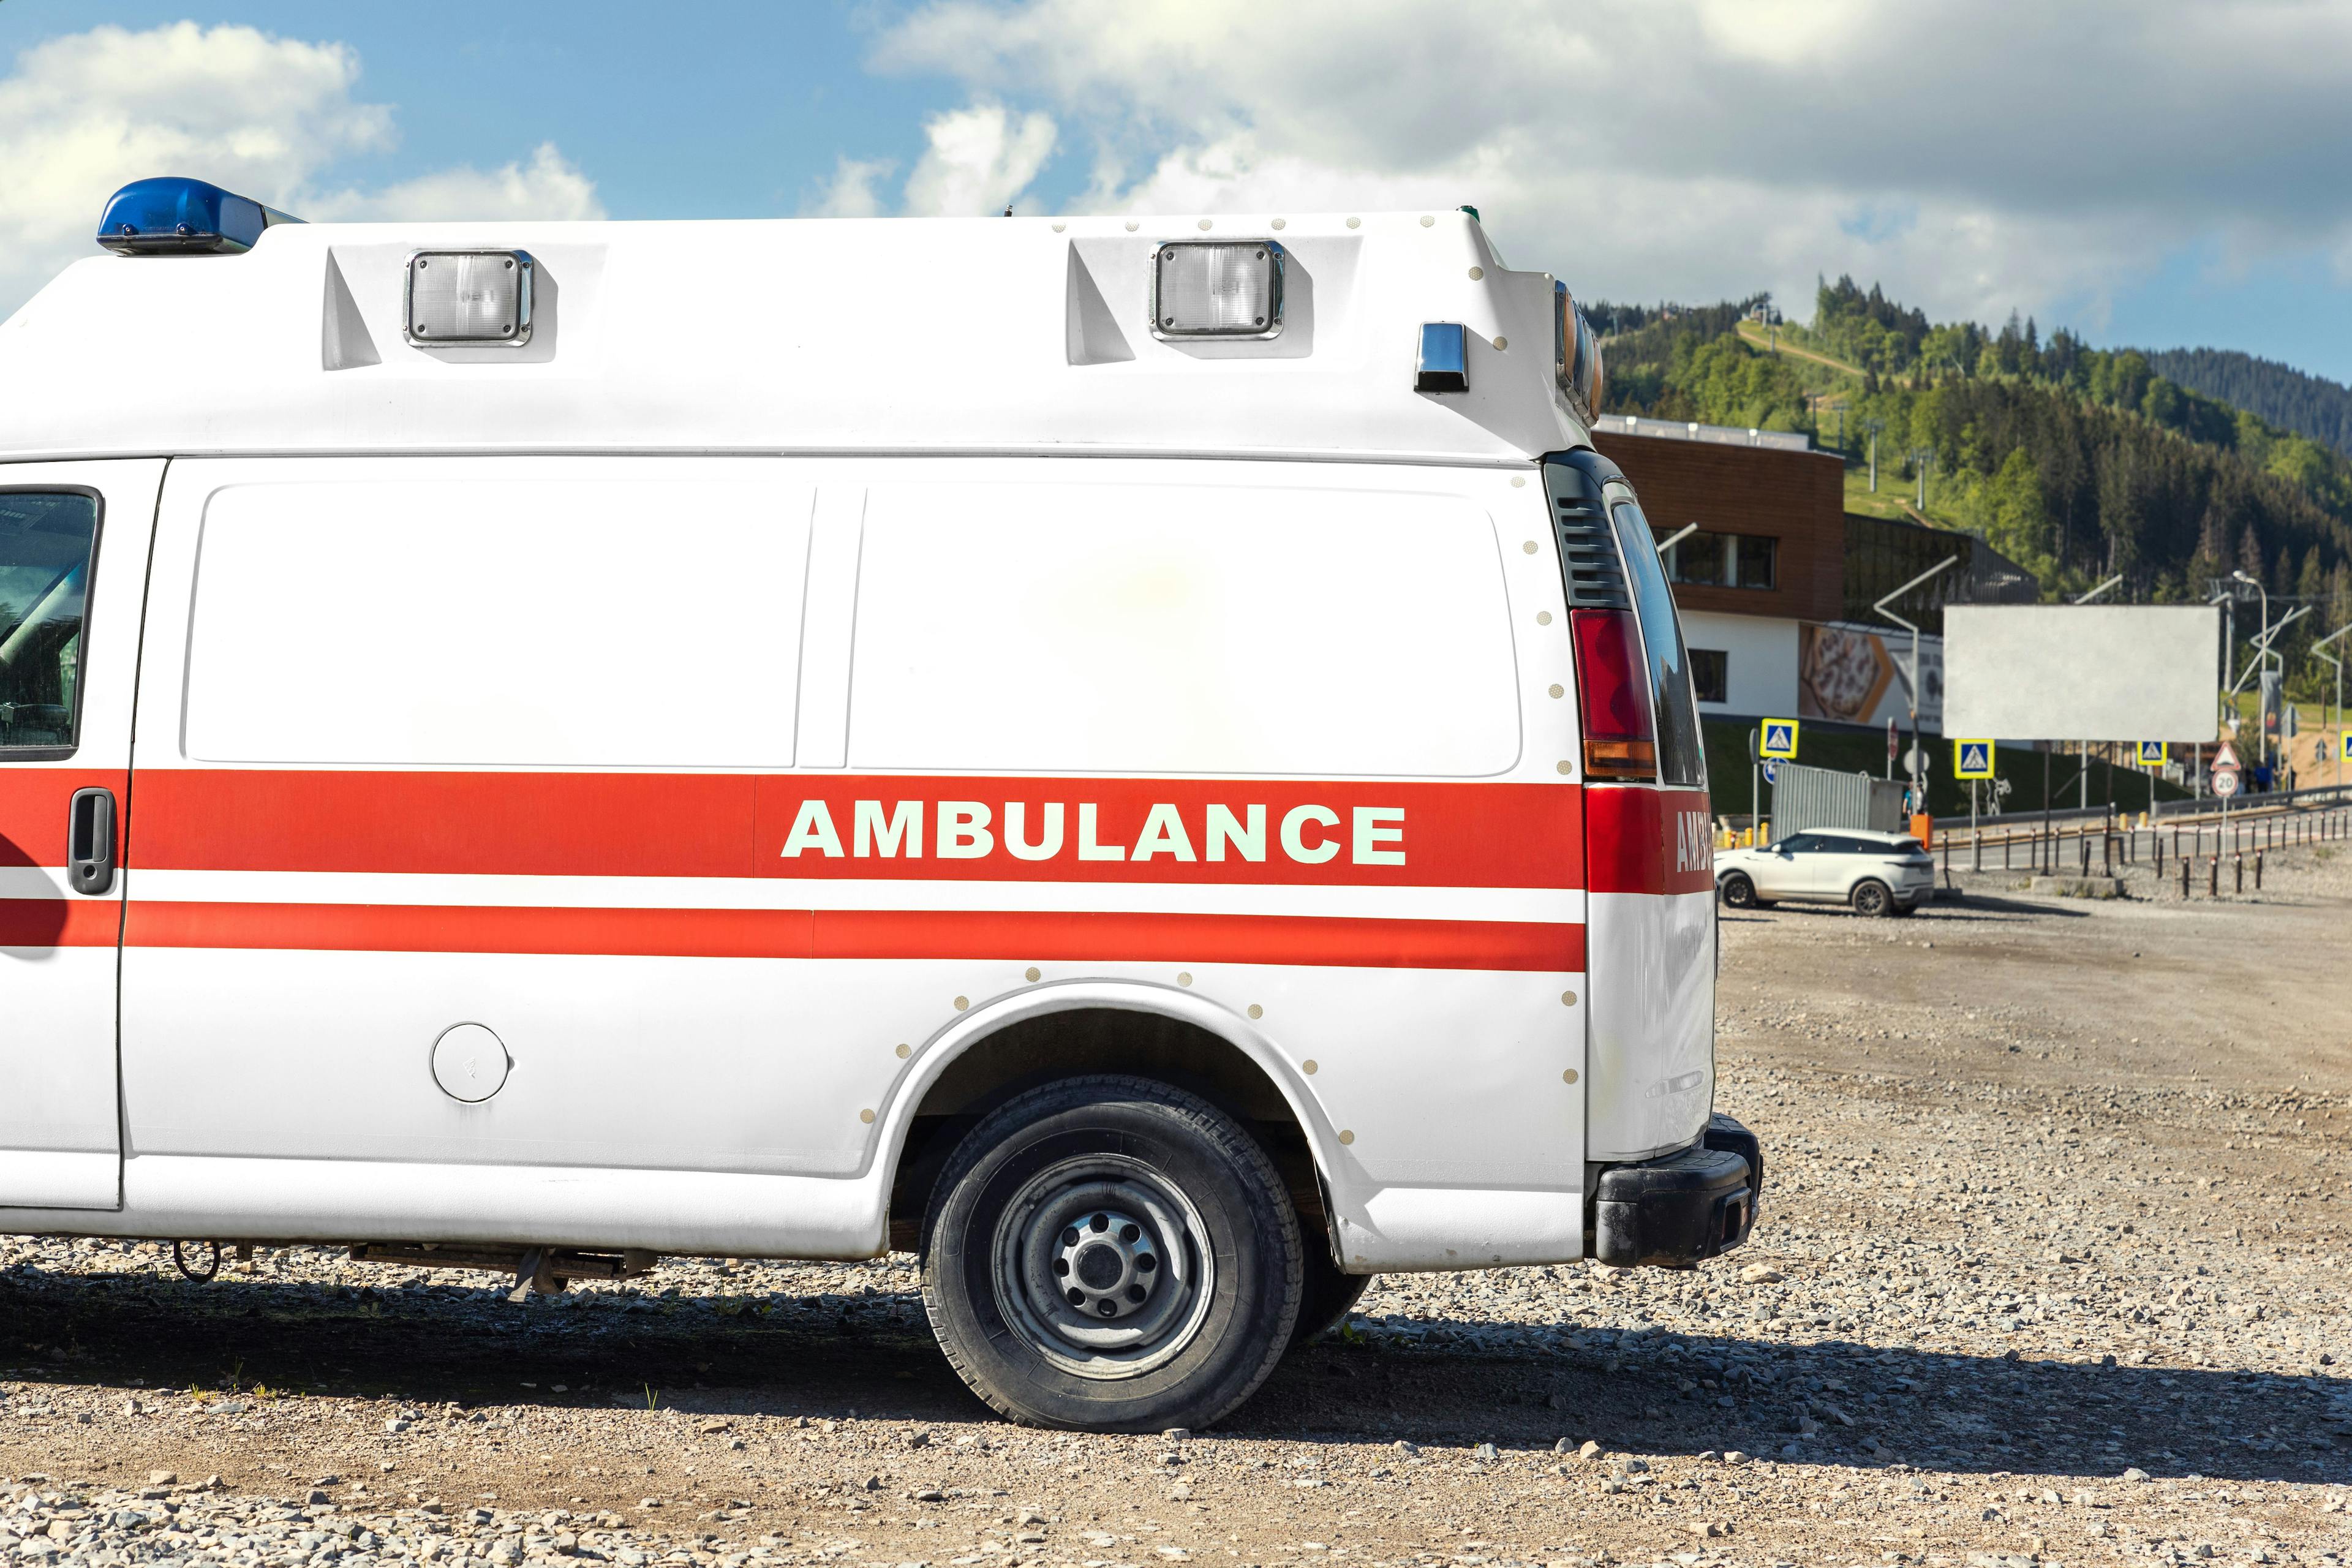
[0,178,1760,1431]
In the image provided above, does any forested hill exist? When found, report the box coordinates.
[2145,347,2352,462]
[1587,279,2352,696]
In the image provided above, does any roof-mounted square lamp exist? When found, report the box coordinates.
[1151,241,1284,339]
[1416,322,1469,393]
[406,251,534,346]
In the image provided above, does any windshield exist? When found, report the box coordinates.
[1606,491,1706,787]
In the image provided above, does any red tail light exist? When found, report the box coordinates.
[1570,608,1657,782]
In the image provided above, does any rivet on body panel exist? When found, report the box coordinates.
[894,1043,911,1060]
[1468,266,1484,280]
[1536,611,1552,625]
[1125,220,1140,232]
[1052,222,1066,232]
[1556,761,1574,776]
[1492,336,1507,350]
[1522,541,1538,554]
[1420,215,1434,227]
[859,1109,876,1124]
[1025,967,1041,982]
[1561,990,1578,1006]
[1346,217,1360,229]
[954,995,969,1011]
[1271,218,1287,230]
[1302,1060,1318,1076]
[1177,972,1193,987]
[1337,1129,1355,1145]
[1247,1003,1264,1020]
[1197,218,1213,231]
[1512,476,1527,487]
[1562,1069,1580,1085]
[1548,683,1564,698]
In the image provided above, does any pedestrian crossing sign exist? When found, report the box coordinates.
[2137,741,2166,767]
[1953,739,1995,779]
[1760,719,1799,760]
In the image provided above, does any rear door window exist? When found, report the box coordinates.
[0,492,100,754]
[1605,492,1705,786]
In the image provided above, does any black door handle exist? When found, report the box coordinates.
[67,786,115,896]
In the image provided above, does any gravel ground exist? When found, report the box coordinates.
[3,836,2349,1567]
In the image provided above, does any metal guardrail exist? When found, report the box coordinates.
[1928,793,2352,883]
[1932,782,2352,834]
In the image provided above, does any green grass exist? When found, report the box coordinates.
[1700,718,2190,820]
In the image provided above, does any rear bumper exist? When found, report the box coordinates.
[1591,1114,1763,1269]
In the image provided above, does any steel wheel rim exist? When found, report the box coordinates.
[990,1153,1216,1381]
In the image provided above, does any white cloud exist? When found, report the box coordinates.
[902,102,1057,217]
[868,0,2352,331]
[307,143,605,222]
[0,23,601,320]
[805,154,899,219]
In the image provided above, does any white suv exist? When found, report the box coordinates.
[1716,829,1936,917]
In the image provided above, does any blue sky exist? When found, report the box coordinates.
[3,0,2348,385]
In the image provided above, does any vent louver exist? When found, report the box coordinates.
[1542,451,1631,610]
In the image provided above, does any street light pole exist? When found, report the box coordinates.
[1872,556,1961,812]
[2233,569,2271,770]
[2316,622,2351,791]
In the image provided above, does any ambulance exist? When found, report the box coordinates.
[0,178,1761,1431]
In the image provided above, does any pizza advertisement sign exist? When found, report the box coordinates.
[1797,622,1943,728]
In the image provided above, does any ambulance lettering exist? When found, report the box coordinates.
[780,800,1406,869]
[1673,809,1712,876]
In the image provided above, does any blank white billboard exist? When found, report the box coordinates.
[1943,605,2219,742]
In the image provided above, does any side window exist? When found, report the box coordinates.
[1779,832,1822,854]
[0,492,100,754]
[1607,492,1706,787]
[1688,648,1728,704]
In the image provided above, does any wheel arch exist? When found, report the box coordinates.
[873,982,1338,1254]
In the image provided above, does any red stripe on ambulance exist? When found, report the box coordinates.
[124,900,1581,971]
[1582,787,1715,896]
[129,772,1586,889]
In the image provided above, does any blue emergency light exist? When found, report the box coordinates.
[96,177,301,256]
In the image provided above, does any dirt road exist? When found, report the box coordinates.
[4,846,2349,1566]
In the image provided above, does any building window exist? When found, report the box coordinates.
[1688,647,1728,704]
[1656,528,1777,591]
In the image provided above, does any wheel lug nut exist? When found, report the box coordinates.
[1089,1213,1109,1232]
[1066,1288,1084,1306]
[1098,1300,1117,1316]
[1126,1284,1146,1303]
[1061,1227,1079,1246]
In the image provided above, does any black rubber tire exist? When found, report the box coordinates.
[1852,879,1894,918]
[1290,1248,1373,1347]
[921,1074,1303,1431]
[1719,873,1759,910]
